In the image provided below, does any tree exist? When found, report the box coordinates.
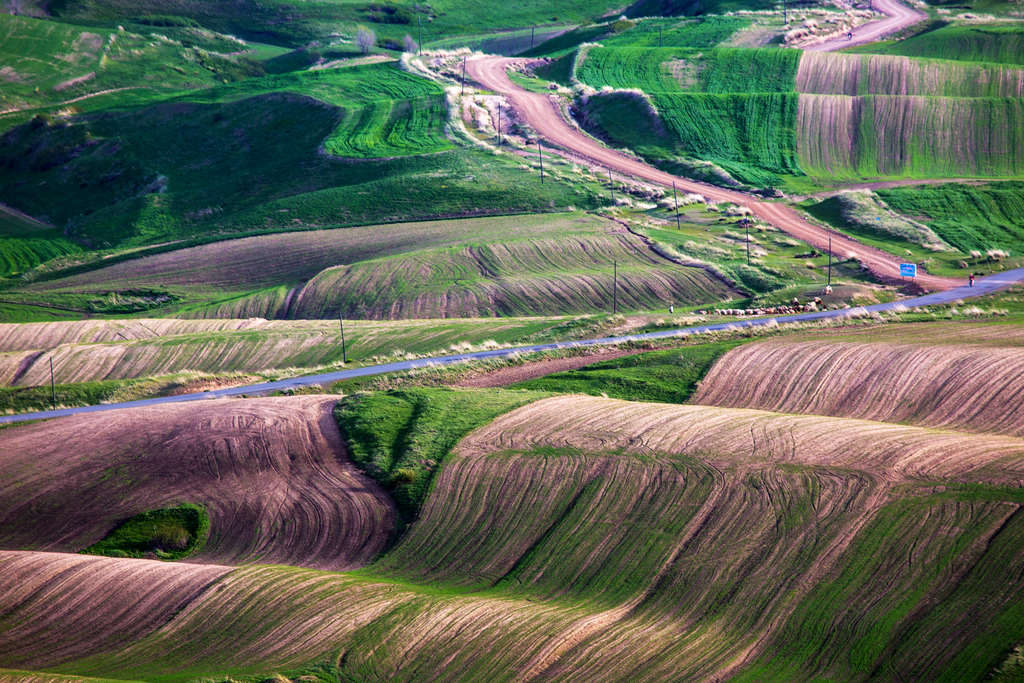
[402,33,417,53]
[355,26,376,54]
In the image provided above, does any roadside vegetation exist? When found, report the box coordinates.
[513,340,741,402]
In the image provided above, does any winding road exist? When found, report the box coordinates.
[805,0,928,52]
[466,0,950,290]
[2,267,1021,426]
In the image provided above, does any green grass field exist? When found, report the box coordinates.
[513,340,742,402]
[44,0,629,46]
[849,22,1024,64]
[0,14,265,130]
[82,504,208,560]
[576,46,800,93]
[876,181,1024,254]
[334,387,546,527]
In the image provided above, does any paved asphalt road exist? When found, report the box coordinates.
[2,268,1021,426]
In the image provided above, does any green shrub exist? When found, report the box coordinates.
[82,503,209,560]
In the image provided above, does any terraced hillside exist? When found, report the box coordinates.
[0,397,395,569]
[1,393,1022,680]
[569,45,1024,183]
[10,213,738,320]
[853,22,1024,65]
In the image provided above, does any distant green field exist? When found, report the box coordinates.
[574,47,801,186]
[0,14,263,129]
[576,46,800,93]
[160,62,452,158]
[877,181,1024,254]
[0,90,598,249]
[45,0,628,46]
[581,89,799,186]
[851,23,1024,65]
[625,0,776,18]
[523,16,750,57]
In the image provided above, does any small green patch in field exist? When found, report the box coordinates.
[82,503,209,560]
[513,340,742,403]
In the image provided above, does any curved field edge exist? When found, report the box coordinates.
[3,395,1023,679]
[692,340,1024,436]
[0,396,396,570]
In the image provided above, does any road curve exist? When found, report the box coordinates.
[805,0,928,52]
[465,55,958,291]
[2,268,1020,426]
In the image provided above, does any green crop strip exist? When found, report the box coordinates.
[334,387,548,529]
[849,23,1024,66]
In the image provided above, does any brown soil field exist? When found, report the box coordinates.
[797,52,1024,97]
[0,318,272,352]
[0,317,574,388]
[454,349,636,387]
[0,551,230,671]
[1,396,1023,680]
[286,232,733,319]
[456,396,1024,484]
[797,93,1024,177]
[692,340,1024,436]
[26,214,612,294]
[0,397,395,569]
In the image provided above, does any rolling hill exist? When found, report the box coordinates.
[1,389,1022,680]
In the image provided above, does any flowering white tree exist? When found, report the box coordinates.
[355,26,376,54]
[402,33,417,53]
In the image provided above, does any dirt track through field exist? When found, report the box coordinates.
[466,0,954,291]
[804,0,927,52]
[0,396,395,570]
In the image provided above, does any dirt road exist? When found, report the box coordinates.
[465,0,954,291]
[805,0,928,52]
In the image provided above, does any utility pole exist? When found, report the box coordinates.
[339,314,348,364]
[783,0,788,25]
[610,260,618,317]
[537,139,544,183]
[608,169,615,204]
[417,14,423,54]
[745,219,751,265]
[497,102,502,145]
[671,181,681,230]
[659,25,663,48]
[49,356,55,411]
[531,26,535,49]
[460,55,467,96]
[827,235,832,287]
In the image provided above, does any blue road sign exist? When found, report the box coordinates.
[900,263,917,277]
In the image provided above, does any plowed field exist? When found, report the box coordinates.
[0,397,394,569]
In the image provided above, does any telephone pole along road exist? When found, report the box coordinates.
[466,55,956,292]
[464,0,948,290]
[2,268,1021,425]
